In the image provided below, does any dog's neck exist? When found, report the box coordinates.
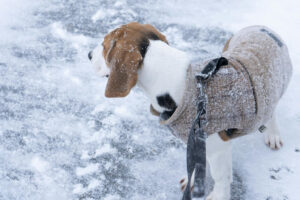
[137,40,190,113]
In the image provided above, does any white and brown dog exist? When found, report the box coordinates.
[89,22,292,200]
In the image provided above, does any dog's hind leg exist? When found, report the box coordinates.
[206,133,232,200]
[263,114,283,150]
[179,133,232,199]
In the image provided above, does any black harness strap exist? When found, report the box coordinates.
[182,57,227,200]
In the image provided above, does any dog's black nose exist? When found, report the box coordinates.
[88,51,93,60]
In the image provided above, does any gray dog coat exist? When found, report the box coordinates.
[157,26,292,143]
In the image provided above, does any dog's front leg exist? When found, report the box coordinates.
[263,114,283,149]
[206,133,232,200]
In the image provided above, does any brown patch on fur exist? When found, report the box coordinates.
[218,129,244,141]
[218,131,231,141]
[150,104,160,116]
[222,37,232,52]
[102,22,168,97]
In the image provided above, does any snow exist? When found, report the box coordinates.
[92,9,118,23]
[0,0,299,200]
[76,164,100,176]
[31,156,50,172]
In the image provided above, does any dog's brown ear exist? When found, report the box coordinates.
[102,23,167,98]
[105,46,142,97]
[144,24,168,44]
[103,28,143,97]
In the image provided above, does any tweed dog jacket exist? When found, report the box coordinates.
[156,26,292,143]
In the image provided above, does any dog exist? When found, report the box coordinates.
[88,22,292,200]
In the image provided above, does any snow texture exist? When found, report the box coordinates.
[0,0,299,200]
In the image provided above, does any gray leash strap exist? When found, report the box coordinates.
[182,57,226,200]
[182,78,207,200]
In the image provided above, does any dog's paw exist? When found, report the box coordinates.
[206,189,230,200]
[179,177,194,192]
[264,131,283,150]
[180,177,188,192]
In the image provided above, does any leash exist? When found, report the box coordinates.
[182,57,228,200]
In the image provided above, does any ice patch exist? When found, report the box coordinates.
[88,179,101,190]
[114,1,124,7]
[72,179,101,194]
[104,162,112,170]
[73,184,86,194]
[102,115,119,126]
[31,156,49,173]
[63,68,82,85]
[92,104,108,114]
[103,195,121,200]
[51,22,88,48]
[95,143,116,156]
[163,27,191,49]
[76,163,99,176]
[81,150,91,160]
[114,106,135,119]
[92,8,117,23]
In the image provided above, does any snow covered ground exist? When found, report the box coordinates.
[0,0,299,199]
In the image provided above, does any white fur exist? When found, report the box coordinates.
[264,114,283,149]
[90,45,110,77]
[137,40,190,113]
[206,134,232,200]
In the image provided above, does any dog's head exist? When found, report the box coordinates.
[89,22,168,98]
